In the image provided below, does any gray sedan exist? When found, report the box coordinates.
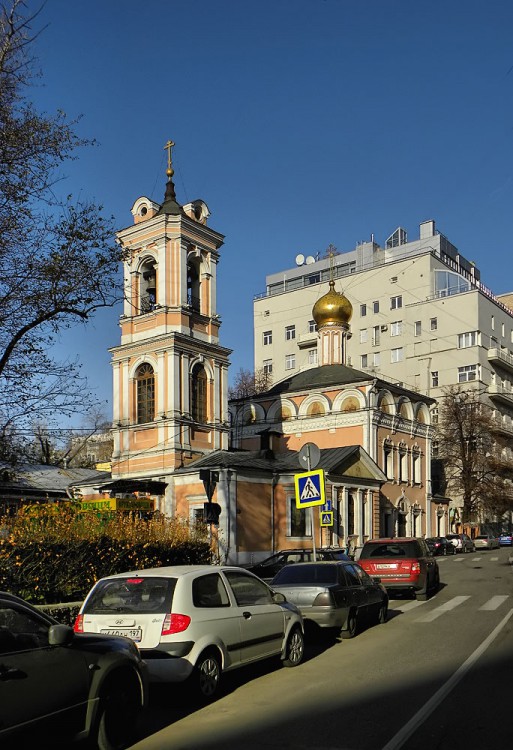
[271,560,388,639]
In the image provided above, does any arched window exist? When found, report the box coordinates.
[187,259,201,312]
[136,363,155,424]
[191,364,207,423]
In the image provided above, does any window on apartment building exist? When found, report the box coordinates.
[373,301,380,313]
[414,321,421,337]
[390,321,403,337]
[431,371,439,387]
[491,315,495,330]
[308,349,318,365]
[430,317,437,330]
[285,353,296,370]
[263,330,272,345]
[360,329,368,344]
[289,496,312,537]
[431,407,439,425]
[391,347,403,363]
[136,363,155,424]
[390,295,402,310]
[373,352,381,366]
[285,325,296,341]
[361,354,368,368]
[458,331,478,348]
[308,273,321,285]
[373,326,381,346]
[432,441,439,458]
[458,364,478,383]
[308,319,316,333]
[191,363,207,423]
[360,304,367,317]
[263,359,273,375]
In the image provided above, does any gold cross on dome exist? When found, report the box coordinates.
[327,244,337,281]
[164,139,175,176]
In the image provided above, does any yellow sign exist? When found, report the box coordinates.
[320,511,333,527]
[294,469,325,509]
[79,498,154,512]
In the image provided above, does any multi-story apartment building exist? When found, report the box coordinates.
[254,220,513,431]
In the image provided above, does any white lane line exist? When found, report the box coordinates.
[490,557,498,561]
[415,595,470,623]
[381,608,513,750]
[479,595,510,611]
[471,557,482,561]
[390,599,426,613]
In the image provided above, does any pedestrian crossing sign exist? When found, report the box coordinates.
[294,469,325,509]
[320,511,334,527]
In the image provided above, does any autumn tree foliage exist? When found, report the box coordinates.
[435,386,513,523]
[0,1,125,460]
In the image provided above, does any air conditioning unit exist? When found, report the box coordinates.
[380,325,388,332]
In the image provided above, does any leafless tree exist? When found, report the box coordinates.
[228,367,272,400]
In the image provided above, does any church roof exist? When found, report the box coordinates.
[264,363,371,396]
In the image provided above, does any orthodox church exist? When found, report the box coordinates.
[78,144,437,564]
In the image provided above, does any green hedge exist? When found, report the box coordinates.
[0,537,212,604]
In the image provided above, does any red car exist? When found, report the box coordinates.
[358,538,440,601]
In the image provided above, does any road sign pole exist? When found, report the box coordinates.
[305,445,317,562]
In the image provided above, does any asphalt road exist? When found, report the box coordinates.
[130,547,513,750]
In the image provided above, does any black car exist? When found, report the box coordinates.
[271,560,388,638]
[0,591,148,749]
[248,548,350,581]
[425,536,456,556]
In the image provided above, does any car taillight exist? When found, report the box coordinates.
[313,592,333,606]
[411,562,421,574]
[161,613,191,635]
[73,614,84,633]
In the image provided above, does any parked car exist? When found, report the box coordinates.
[358,538,439,601]
[0,591,148,750]
[247,548,349,581]
[473,534,500,550]
[445,533,475,553]
[270,560,388,638]
[75,565,304,699]
[498,531,513,546]
[425,537,456,556]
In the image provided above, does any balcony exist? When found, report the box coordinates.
[488,347,513,374]
[297,332,318,348]
[488,383,513,407]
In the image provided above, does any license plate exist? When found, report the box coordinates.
[100,628,142,642]
[376,564,397,570]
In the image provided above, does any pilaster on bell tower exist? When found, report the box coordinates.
[110,141,232,482]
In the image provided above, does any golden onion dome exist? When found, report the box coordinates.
[312,281,353,327]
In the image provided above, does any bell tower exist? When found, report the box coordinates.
[110,141,231,487]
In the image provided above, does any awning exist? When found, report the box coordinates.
[97,479,168,495]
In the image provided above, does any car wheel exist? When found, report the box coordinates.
[377,600,388,624]
[96,674,142,750]
[194,649,222,699]
[282,626,304,667]
[341,609,358,639]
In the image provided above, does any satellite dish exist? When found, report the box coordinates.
[295,254,305,266]
[305,255,315,264]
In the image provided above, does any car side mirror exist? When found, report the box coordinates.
[272,592,286,604]
[372,576,382,584]
[48,623,75,646]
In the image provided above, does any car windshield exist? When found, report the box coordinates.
[83,576,176,615]
[273,564,338,585]
[359,542,418,559]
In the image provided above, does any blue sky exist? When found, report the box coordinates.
[25,0,513,426]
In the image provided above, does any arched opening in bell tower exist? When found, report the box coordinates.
[139,258,157,313]
[136,363,155,424]
[190,363,207,423]
[187,257,201,313]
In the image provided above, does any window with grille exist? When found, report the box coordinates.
[136,363,155,424]
[191,364,207,422]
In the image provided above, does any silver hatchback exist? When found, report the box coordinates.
[75,565,304,698]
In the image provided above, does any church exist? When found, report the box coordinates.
[78,144,437,565]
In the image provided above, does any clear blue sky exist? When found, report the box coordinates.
[25,0,513,426]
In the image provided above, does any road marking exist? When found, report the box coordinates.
[454,556,465,562]
[415,595,470,622]
[490,557,498,561]
[479,595,510,611]
[471,557,481,561]
[381,608,513,750]
[390,599,426,613]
